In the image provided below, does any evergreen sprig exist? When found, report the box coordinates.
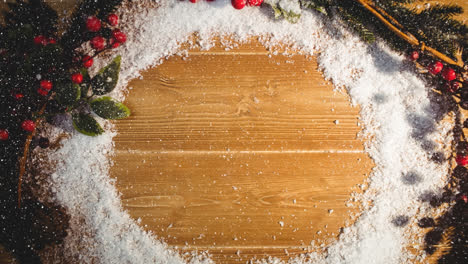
[293,0,468,65]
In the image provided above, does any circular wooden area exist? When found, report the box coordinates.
[111,41,374,263]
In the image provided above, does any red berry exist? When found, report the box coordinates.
[82,56,93,68]
[112,30,127,43]
[91,36,106,50]
[247,0,263,6]
[37,88,48,96]
[86,16,102,32]
[71,73,83,84]
[33,35,47,45]
[40,80,53,91]
[428,61,443,75]
[456,155,468,166]
[21,120,35,132]
[109,37,121,49]
[232,0,247,9]
[441,67,456,81]
[189,0,197,2]
[462,194,468,203]
[14,93,24,100]
[107,14,119,26]
[48,38,57,44]
[0,129,9,141]
[448,81,462,93]
[408,50,419,61]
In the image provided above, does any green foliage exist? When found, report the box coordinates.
[55,82,81,107]
[300,0,328,15]
[281,0,468,63]
[266,1,302,23]
[374,0,468,62]
[338,6,376,44]
[72,113,104,136]
[91,56,121,95]
[90,96,130,120]
[2,0,58,36]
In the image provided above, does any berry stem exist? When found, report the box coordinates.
[17,97,50,208]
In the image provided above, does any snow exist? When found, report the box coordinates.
[39,0,452,263]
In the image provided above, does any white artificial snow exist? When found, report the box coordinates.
[42,0,453,263]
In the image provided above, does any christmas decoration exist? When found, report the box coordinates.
[0,1,466,263]
[0,129,9,140]
[112,29,126,43]
[82,55,94,68]
[40,80,53,91]
[232,0,247,10]
[0,1,127,262]
[91,35,106,50]
[107,14,119,26]
[441,68,456,81]
[21,120,35,132]
[37,88,49,96]
[408,51,419,61]
[33,35,47,45]
[428,61,444,75]
[86,16,101,32]
[71,73,83,84]
[248,0,263,6]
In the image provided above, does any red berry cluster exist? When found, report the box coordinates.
[408,50,465,103]
[38,80,53,96]
[189,0,216,3]
[232,0,263,9]
[1,120,37,138]
[0,14,127,142]
[455,144,468,204]
[86,15,127,50]
[188,0,263,9]
[33,35,56,46]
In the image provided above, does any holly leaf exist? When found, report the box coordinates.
[55,82,80,106]
[72,113,104,136]
[90,96,130,120]
[91,55,121,95]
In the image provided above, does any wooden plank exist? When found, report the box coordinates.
[115,54,363,152]
[114,152,371,248]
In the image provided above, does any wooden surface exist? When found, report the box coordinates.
[111,42,373,263]
[0,1,466,264]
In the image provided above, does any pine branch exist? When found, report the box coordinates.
[338,6,376,44]
[419,4,463,20]
[3,0,58,36]
[354,0,466,69]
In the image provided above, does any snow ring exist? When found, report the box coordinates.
[45,1,452,263]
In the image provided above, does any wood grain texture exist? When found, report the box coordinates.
[111,46,373,263]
